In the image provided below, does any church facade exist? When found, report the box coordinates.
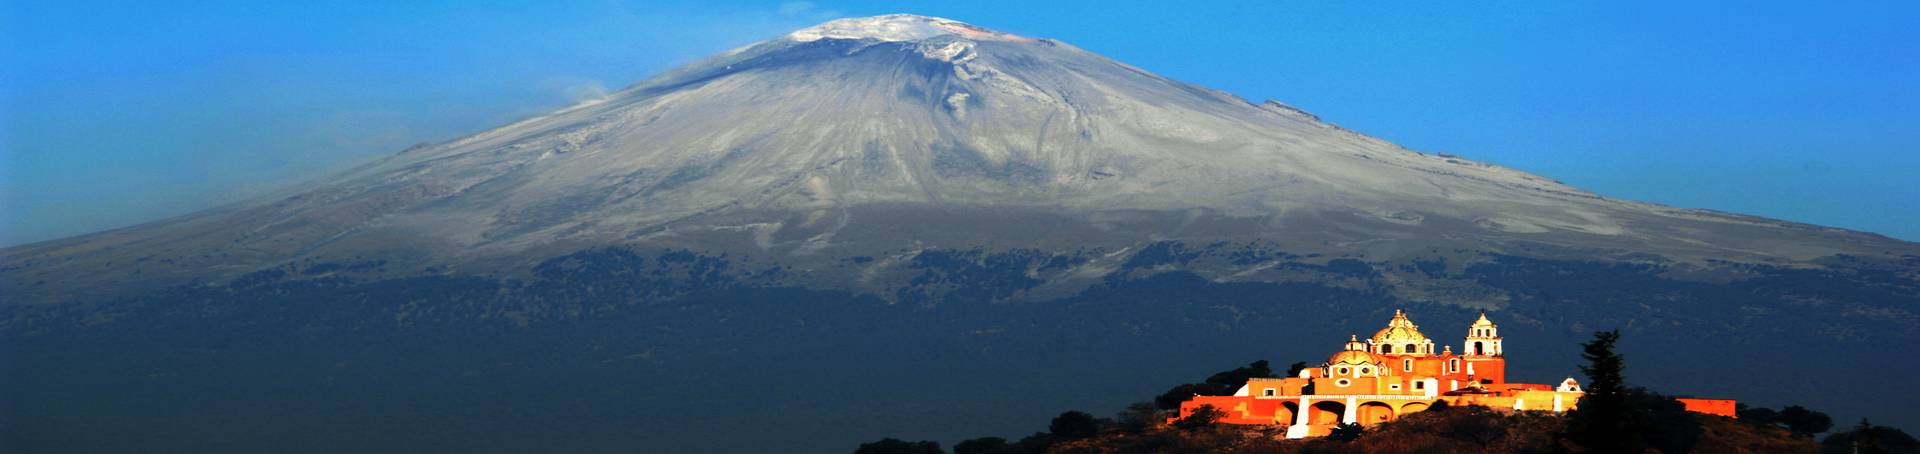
[1173,310,1736,438]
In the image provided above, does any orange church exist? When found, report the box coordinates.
[1173,310,1736,438]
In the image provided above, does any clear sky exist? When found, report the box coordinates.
[3,0,1916,245]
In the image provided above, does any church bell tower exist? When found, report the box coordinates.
[1464,311,1503,357]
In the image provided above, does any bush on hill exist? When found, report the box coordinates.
[1822,419,1920,454]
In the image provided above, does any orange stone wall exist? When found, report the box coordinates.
[1676,398,1738,418]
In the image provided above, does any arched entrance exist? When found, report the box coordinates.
[1358,401,1395,424]
[1309,401,1346,425]
[1276,402,1299,425]
[1400,402,1430,415]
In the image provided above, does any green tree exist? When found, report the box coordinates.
[1154,360,1280,409]
[1327,422,1366,441]
[1173,404,1224,430]
[1822,418,1920,454]
[1114,402,1163,433]
[1049,410,1101,439]
[1565,330,1641,452]
[1014,432,1059,453]
[1738,403,1782,428]
[854,438,944,454]
[1561,331,1707,452]
[1152,383,1207,410]
[1780,405,1834,438]
[1204,360,1277,386]
[1285,361,1309,377]
[1623,387,1702,452]
[952,437,1011,454]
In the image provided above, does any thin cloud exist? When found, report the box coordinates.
[542,76,612,104]
[779,1,818,16]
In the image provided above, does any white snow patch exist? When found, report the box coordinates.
[945,92,971,120]
[788,14,1030,42]
[921,40,976,62]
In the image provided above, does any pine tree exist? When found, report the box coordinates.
[1565,330,1642,452]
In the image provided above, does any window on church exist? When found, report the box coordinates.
[1263,388,1276,397]
[1337,367,1350,375]
[1405,343,1416,353]
[1382,344,1393,354]
[1415,381,1426,390]
[1403,359,1412,372]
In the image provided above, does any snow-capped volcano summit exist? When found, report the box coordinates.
[4,14,1913,301]
[786,14,1032,42]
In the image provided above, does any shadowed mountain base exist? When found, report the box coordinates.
[3,248,1913,453]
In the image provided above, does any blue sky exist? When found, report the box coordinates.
[3,0,1916,245]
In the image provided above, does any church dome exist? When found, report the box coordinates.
[1369,309,1430,344]
[1327,349,1383,366]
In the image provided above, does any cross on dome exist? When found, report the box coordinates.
[1370,309,1430,344]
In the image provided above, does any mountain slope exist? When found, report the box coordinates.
[6,15,1910,304]
[3,15,1917,453]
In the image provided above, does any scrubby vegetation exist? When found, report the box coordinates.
[855,399,1831,454]
[1823,419,1920,453]
[854,331,1911,454]
[1150,360,1286,410]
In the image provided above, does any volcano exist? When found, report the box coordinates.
[4,15,1917,453]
